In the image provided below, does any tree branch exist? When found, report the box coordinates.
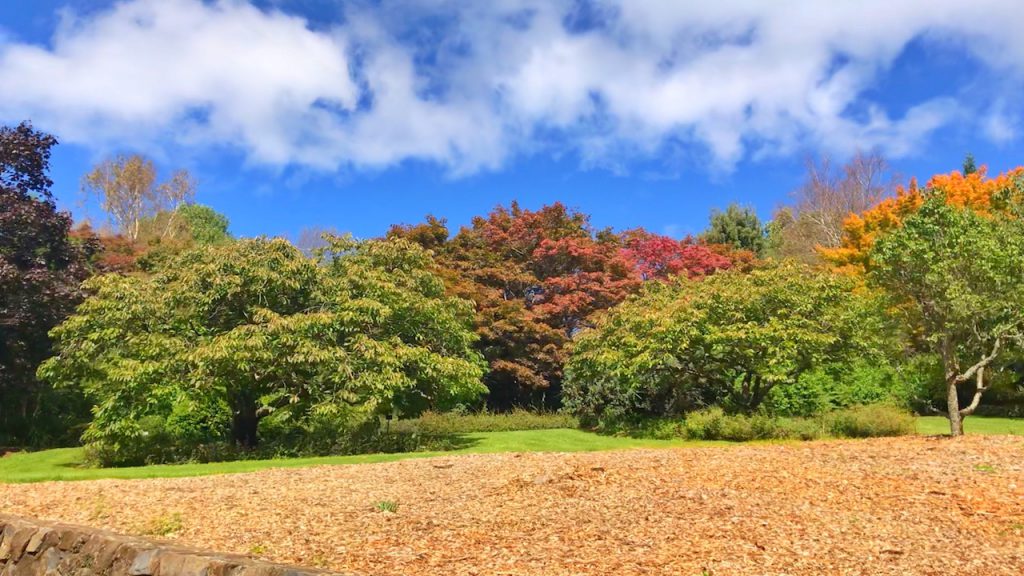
[955,338,1001,384]
[959,366,988,417]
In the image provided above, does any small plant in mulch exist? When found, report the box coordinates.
[974,463,998,473]
[88,496,112,522]
[248,543,268,556]
[374,500,399,513]
[138,512,184,536]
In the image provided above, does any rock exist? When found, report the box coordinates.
[24,529,50,555]
[0,515,342,576]
[129,549,160,576]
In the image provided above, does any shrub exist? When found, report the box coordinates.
[678,407,725,440]
[765,372,831,417]
[602,404,913,442]
[837,361,903,407]
[773,417,826,441]
[825,404,916,438]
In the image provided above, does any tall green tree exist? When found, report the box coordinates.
[962,153,977,175]
[702,203,767,255]
[869,193,1024,435]
[151,203,230,245]
[132,203,232,271]
[0,122,96,445]
[40,236,486,465]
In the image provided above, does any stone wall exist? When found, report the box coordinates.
[0,514,343,576]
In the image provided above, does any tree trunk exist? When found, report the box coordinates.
[943,339,1001,437]
[232,399,259,449]
[946,377,964,437]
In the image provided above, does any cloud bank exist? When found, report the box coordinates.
[1,0,1022,174]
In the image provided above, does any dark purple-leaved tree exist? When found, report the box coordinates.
[0,122,96,445]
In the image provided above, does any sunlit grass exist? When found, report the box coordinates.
[3,417,1020,484]
[0,429,706,484]
[916,415,1024,436]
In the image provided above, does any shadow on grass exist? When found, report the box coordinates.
[409,433,481,453]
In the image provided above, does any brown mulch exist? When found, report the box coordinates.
[2,436,1024,575]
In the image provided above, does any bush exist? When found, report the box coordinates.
[600,404,913,442]
[765,373,831,417]
[680,409,805,441]
[824,404,916,438]
[679,407,725,440]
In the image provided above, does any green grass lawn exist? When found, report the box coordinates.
[0,429,704,484]
[3,417,1021,484]
[916,415,1024,436]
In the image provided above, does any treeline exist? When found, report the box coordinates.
[3,121,1024,465]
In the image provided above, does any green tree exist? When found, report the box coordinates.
[869,194,1024,436]
[132,204,232,271]
[564,262,887,423]
[39,236,486,465]
[962,153,977,175]
[171,204,230,245]
[702,203,767,255]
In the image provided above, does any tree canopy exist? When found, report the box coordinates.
[701,203,767,255]
[0,122,95,445]
[390,202,750,410]
[823,166,1024,272]
[869,193,1024,435]
[769,152,894,263]
[39,236,486,465]
[564,262,888,423]
[82,154,196,241]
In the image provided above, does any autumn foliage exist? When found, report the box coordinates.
[390,202,751,409]
[822,166,1024,272]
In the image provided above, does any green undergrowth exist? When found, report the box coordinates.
[599,405,917,441]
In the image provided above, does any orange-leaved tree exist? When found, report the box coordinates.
[822,166,1024,273]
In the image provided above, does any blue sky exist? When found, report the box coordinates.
[1,0,1022,240]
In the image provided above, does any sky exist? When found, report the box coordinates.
[1,0,1022,240]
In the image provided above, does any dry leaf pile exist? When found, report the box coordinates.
[2,436,1023,575]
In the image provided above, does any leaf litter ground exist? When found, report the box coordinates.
[2,435,1023,575]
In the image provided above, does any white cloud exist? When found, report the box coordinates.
[982,101,1019,144]
[0,0,1022,174]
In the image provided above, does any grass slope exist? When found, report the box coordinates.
[3,417,1021,484]
[0,429,702,484]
